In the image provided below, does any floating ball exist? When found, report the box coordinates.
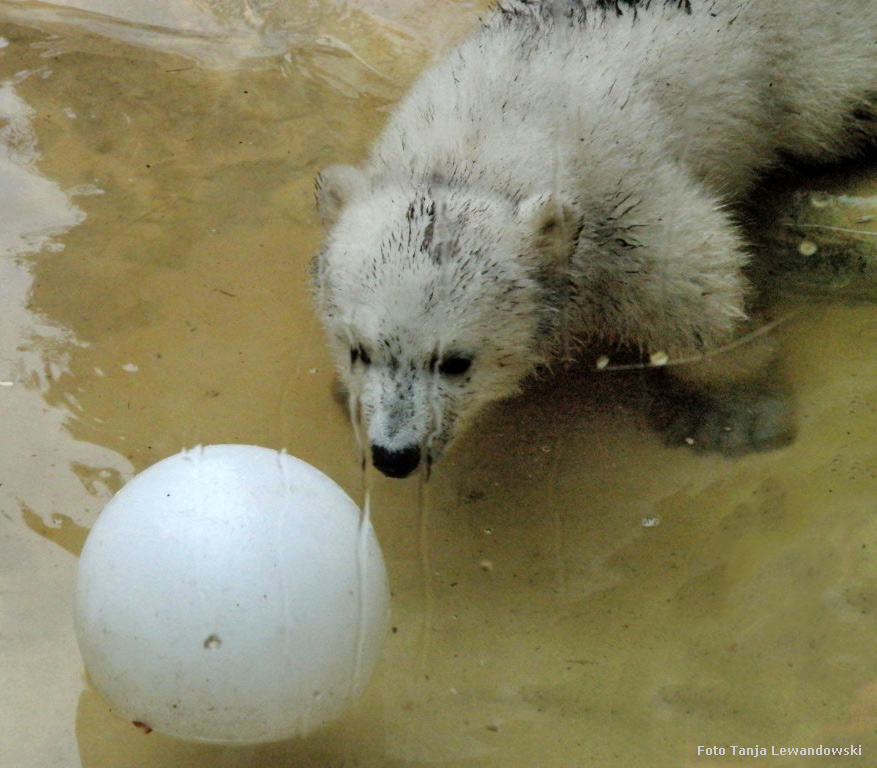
[74,445,389,743]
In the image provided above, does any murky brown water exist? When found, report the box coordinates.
[1,2,875,766]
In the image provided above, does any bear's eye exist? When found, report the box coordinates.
[437,354,472,376]
[350,345,371,366]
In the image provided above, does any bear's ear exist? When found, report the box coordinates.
[315,164,368,227]
[517,193,578,265]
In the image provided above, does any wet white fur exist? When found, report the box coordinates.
[313,0,877,468]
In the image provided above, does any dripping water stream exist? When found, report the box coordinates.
[415,467,435,668]
[348,387,372,699]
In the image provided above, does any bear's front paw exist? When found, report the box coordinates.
[650,383,796,456]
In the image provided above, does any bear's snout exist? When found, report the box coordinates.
[372,444,421,479]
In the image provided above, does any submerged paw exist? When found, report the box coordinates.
[652,385,796,456]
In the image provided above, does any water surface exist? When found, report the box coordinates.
[0,3,874,766]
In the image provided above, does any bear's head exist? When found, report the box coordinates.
[312,164,573,478]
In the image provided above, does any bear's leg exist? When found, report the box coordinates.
[650,374,796,455]
[648,318,796,455]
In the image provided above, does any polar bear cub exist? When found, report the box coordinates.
[313,0,877,478]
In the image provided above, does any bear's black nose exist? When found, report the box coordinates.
[372,444,421,478]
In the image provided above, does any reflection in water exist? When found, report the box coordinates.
[0,66,83,369]
[0,0,303,67]
[0,0,484,86]
[0,65,131,518]
[0,3,875,767]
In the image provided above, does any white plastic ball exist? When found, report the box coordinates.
[74,445,389,743]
